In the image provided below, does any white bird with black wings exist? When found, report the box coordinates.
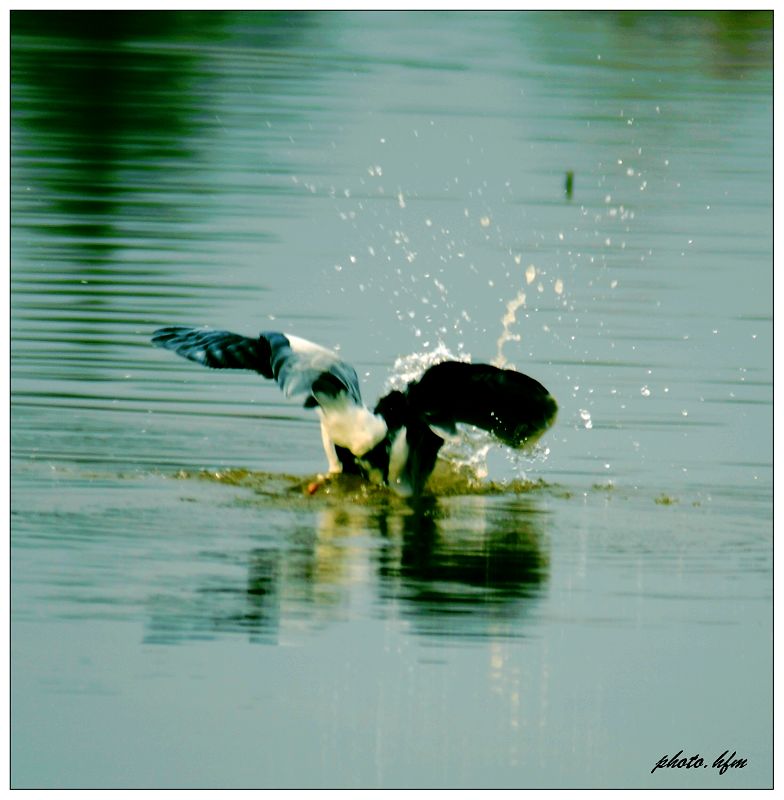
[152,325,558,495]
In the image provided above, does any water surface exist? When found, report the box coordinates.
[11,10,772,789]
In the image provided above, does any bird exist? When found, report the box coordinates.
[151,325,558,496]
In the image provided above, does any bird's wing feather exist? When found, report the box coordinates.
[267,333,362,405]
[151,326,273,375]
[152,326,362,405]
[405,360,558,447]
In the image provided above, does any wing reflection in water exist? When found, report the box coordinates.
[142,477,549,646]
[143,550,282,646]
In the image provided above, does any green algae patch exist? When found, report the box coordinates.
[171,465,560,503]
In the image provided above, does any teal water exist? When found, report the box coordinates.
[11,11,772,789]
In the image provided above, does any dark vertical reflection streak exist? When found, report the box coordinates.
[141,491,550,646]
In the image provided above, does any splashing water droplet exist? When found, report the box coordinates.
[385,344,471,393]
[493,290,526,368]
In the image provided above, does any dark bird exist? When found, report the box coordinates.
[151,326,558,495]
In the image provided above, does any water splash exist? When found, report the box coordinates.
[493,289,526,369]
[503,441,552,479]
[439,426,495,483]
[384,342,471,393]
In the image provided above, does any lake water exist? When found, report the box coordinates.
[10,10,772,789]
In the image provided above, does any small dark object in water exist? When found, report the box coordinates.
[565,170,574,199]
[152,325,558,496]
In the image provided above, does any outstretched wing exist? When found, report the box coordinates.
[151,326,273,376]
[405,360,558,447]
[151,326,362,406]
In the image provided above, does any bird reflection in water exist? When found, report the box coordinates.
[143,483,548,645]
[374,495,548,641]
